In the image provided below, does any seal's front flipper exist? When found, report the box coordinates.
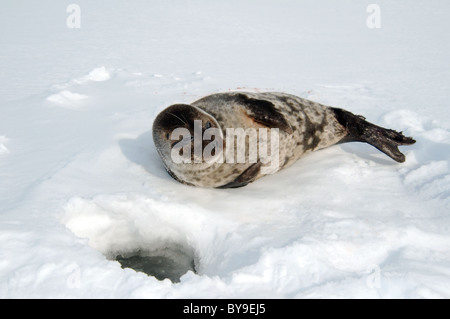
[331,108,416,163]
[216,162,262,188]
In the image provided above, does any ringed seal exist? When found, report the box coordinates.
[152,92,415,188]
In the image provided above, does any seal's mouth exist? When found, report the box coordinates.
[166,120,225,168]
[171,135,193,149]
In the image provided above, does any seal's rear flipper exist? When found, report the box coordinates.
[331,108,416,163]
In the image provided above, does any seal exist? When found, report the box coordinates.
[152,92,415,188]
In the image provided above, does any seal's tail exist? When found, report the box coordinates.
[331,107,416,163]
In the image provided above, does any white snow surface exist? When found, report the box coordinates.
[1,0,450,298]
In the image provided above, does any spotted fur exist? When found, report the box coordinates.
[152,92,415,188]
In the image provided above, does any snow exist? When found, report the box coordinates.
[1,0,450,298]
[0,136,10,155]
[46,90,89,107]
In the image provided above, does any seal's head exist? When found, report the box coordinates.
[152,104,223,178]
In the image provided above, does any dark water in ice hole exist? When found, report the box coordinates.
[115,248,197,283]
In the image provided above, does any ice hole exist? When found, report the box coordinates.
[111,244,197,283]
[62,196,199,283]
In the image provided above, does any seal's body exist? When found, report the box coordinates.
[152,92,415,188]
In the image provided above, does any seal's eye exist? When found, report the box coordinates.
[205,122,212,130]
[166,133,170,139]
